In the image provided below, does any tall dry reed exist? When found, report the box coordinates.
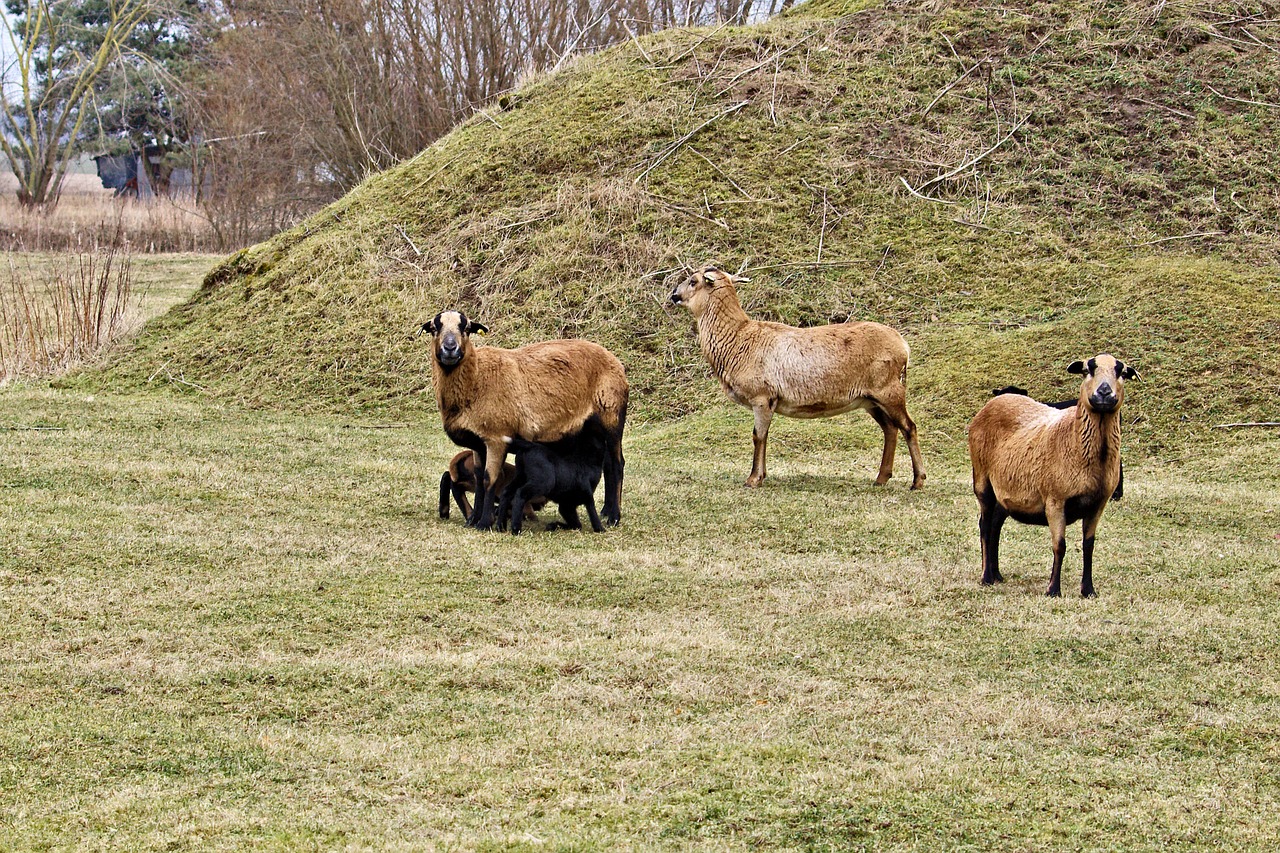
[1,237,143,382]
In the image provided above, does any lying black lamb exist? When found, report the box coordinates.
[497,422,608,534]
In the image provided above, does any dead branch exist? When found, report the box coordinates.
[923,61,984,117]
[1129,97,1194,119]
[898,176,958,206]
[1214,422,1280,429]
[917,115,1030,192]
[1127,231,1225,247]
[639,191,729,230]
[635,100,750,183]
[395,225,423,256]
[713,31,818,99]
[1206,84,1280,110]
[688,147,757,200]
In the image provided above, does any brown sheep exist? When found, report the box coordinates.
[420,310,628,530]
[669,263,925,489]
[438,450,543,522]
[969,354,1139,597]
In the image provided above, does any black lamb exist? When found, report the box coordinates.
[498,421,609,535]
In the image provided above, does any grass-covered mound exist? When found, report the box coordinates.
[103,0,1279,447]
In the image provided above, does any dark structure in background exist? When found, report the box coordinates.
[92,146,197,198]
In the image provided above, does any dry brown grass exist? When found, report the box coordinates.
[0,173,220,252]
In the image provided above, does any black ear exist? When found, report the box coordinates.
[467,320,489,335]
[1119,363,1140,381]
[420,319,438,335]
[1066,360,1087,375]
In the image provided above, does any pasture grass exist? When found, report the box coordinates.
[3,385,1278,849]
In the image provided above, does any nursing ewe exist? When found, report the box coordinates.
[969,354,1139,597]
[669,263,925,489]
[421,310,628,530]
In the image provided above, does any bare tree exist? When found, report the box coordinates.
[1,0,155,207]
[195,0,788,211]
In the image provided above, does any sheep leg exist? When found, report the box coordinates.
[602,433,625,526]
[584,497,604,533]
[508,489,529,535]
[452,481,473,520]
[868,408,899,486]
[872,393,925,489]
[1080,510,1105,598]
[977,493,1006,585]
[439,473,454,519]
[473,441,508,531]
[559,503,583,530]
[1045,500,1068,597]
[746,401,776,487]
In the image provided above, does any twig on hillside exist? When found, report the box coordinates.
[1241,27,1279,53]
[952,217,1024,235]
[1206,84,1280,109]
[923,61,984,117]
[0,425,65,431]
[476,109,503,130]
[870,246,891,283]
[688,147,757,200]
[638,191,729,230]
[713,31,818,99]
[622,20,654,64]
[1126,231,1225,247]
[898,176,957,205]
[1214,421,1280,429]
[635,100,750,183]
[342,423,411,430]
[745,261,868,274]
[495,216,547,233]
[667,21,732,66]
[147,362,207,392]
[1205,24,1277,52]
[1129,97,1194,119]
[395,225,423,257]
[917,115,1030,192]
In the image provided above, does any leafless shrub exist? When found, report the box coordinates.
[0,236,143,382]
[194,0,791,234]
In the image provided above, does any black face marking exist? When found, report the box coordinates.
[1115,360,1125,376]
[1086,358,1097,375]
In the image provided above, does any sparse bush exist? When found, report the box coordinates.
[0,236,143,382]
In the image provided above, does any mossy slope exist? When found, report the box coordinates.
[103,1,1280,448]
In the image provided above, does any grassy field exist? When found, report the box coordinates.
[3,383,1279,849]
[4,1,1280,847]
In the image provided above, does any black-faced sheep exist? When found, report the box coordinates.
[669,263,925,489]
[421,310,628,530]
[438,450,544,522]
[991,385,1123,501]
[496,419,608,535]
[969,354,1139,597]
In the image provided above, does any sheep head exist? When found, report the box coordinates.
[669,263,748,317]
[1066,354,1139,414]
[421,310,488,369]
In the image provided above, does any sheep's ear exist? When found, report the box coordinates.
[419,320,437,336]
[1066,360,1087,375]
[467,320,489,335]
[1119,363,1140,381]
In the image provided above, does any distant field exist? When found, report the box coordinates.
[0,173,219,253]
[1,387,1278,848]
